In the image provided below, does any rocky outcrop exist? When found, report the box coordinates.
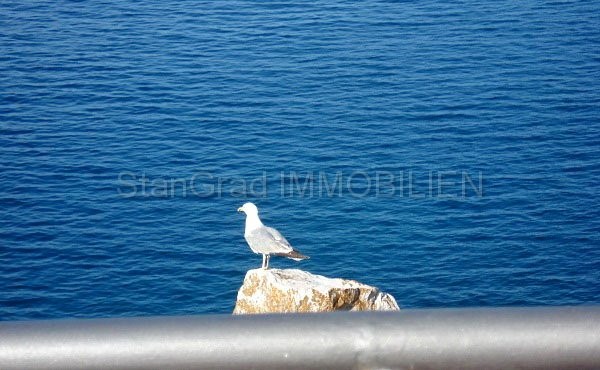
[233,268,399,314]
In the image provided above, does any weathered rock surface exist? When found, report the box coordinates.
[233,268,399,314]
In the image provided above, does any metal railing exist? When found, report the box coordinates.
[1,307,599,369]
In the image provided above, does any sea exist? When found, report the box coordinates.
[1,1,599,320]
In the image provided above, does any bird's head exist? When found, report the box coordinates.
[237,202,259,215]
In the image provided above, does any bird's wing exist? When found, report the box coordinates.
[246,226,293,254]
[263,226,293,251]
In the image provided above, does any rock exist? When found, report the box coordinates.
[233,268,399,314]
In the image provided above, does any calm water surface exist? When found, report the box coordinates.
[1,1,599,319]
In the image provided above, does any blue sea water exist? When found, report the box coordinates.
[1,1,599,320]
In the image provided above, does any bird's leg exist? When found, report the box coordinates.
[261,254,266,269]
[266,255,270,270]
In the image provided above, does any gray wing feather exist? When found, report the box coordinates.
[245,226,293,254]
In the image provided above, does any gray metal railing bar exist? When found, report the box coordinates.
[1,306,599,369]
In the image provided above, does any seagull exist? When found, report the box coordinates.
[237,202,309,269]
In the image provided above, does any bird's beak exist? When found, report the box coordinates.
[237,207,243,213]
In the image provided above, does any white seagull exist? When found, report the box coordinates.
[237,202,309,269]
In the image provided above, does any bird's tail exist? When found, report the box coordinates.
[276,249,309,261]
